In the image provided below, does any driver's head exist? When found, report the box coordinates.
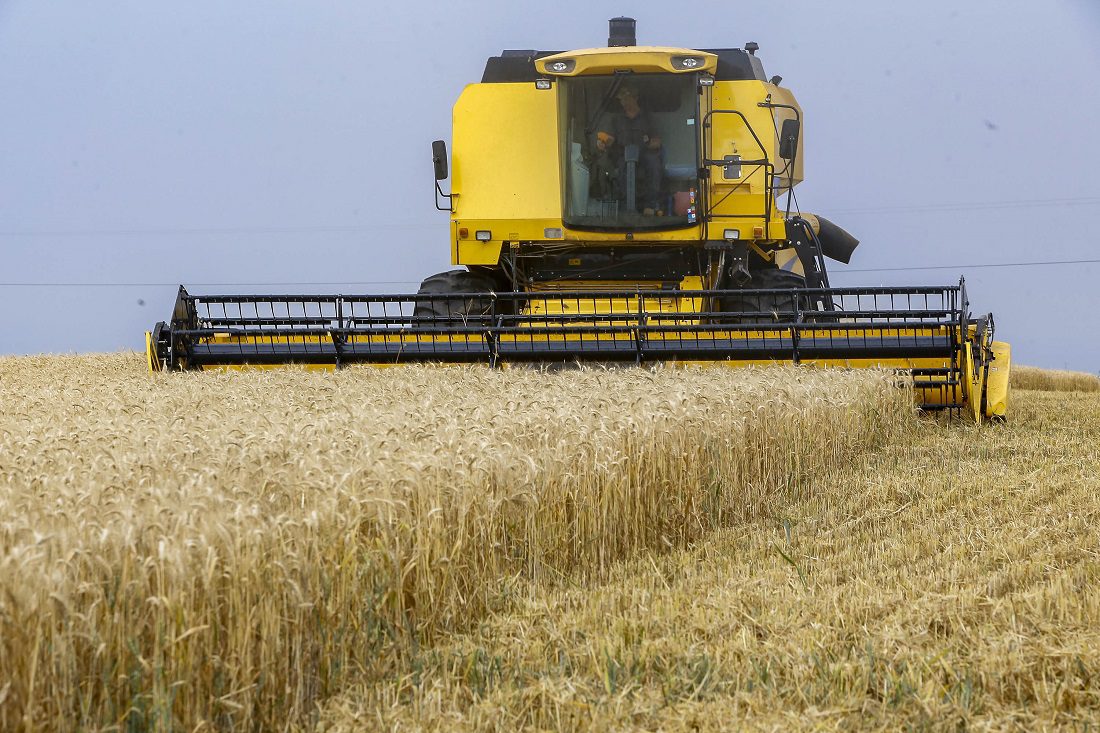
[615,86,638,103]
[615,85,641,115]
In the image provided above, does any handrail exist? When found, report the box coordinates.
[701,107,773,236]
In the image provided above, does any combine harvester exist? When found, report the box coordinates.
[147,18,1010,420]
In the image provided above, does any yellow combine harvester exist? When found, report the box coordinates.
[147,18,1010,420]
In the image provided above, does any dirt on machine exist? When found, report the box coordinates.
[147,17,1010,421]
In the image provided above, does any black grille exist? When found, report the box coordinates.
[152,284,965,372]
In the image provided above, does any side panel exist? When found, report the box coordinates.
[706,80,802,241]
[451,82,562,265]
[984,341,1011,419]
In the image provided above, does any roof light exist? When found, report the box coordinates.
[544,58,575,74]
[671,55,705,71]
[475,230,492,241]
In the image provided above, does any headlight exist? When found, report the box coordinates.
[475,230,492,241]
[671,56,704,70]
[545,59,575,74]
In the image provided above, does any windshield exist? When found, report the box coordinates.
[559,74,699,231]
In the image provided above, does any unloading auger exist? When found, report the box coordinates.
[148,18,1010,420]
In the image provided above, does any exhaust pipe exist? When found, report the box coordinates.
[608,17,636,47]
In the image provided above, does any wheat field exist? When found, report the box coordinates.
[321,387,1100,731]
[1011,365,1100,392]
[0,354,908,731]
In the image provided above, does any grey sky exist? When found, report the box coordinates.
[1,1,1097,370]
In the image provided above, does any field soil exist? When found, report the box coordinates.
[321,389,1100,731]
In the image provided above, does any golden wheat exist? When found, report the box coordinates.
[1011,365,1100,392]
[320,389,1100,731]
[0,353,908,731]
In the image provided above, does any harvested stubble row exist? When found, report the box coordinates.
[322,389,1100,731]
[0,353,910,731]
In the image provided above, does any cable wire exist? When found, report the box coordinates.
[835,258,1100,273]
[2,258,1097,287]
[0,281,423,288]
[828,195,1100,216]
[3,196,1096,239]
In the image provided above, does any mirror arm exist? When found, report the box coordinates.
[759,101,802,218]
[434,181,453,213]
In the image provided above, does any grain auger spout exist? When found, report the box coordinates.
[147,18,1010,420]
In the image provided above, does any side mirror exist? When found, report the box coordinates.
[432,140,449,180]
[779,118,800,161]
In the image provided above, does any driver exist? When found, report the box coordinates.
[597,85,663,215]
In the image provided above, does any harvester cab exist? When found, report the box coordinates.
[147,18,1010,421]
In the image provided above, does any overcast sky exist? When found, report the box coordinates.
[1,0,1097,370]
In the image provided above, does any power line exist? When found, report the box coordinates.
[827,195,1100,216]
[2,196,1099,238]
[0,281,423,287]
[0,223,437,238]
[1,258,1097,288]
[836,258,1100,273]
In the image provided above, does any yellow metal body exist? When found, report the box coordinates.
[985,341,1011,419]
[450,82,560,265]
[703,80,801,242]
[449,46,802,265]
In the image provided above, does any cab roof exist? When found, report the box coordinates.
[481,46,766,83]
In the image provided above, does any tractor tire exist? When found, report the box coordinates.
[413,270,501,326]
[717,267,808,323]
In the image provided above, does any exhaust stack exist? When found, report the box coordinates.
[608,17,636,47]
